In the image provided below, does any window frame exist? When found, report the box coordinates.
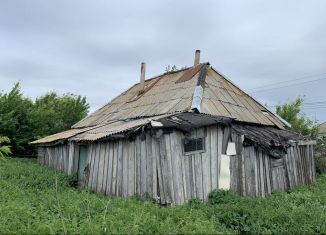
[183,137,206,155]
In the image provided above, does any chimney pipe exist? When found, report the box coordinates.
[139,62,146,93]
[194,50,200,66]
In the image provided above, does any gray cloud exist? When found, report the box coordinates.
[0,0,326,121]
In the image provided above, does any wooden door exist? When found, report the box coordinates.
[78,146,88,181]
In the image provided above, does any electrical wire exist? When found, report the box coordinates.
[246,72,326,91]
[248,77,326,93]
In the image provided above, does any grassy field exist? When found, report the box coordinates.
[1,158,326,234]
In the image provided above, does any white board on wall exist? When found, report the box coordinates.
[218,154,230,190]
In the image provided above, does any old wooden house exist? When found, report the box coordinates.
[32,50,316,205]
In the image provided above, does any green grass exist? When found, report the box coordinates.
[1,158,326,234]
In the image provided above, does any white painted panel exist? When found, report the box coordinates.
[218,154,230,190]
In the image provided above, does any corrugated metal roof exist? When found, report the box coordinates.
[32,62,289,144]
[70,113,175,141]
[72,68,199,128]
[72,64,286,129]
[30,127,94,144]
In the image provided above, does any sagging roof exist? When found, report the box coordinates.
[232,123,307,148]
[32,61,289,145]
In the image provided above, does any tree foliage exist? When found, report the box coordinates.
[276,97,319,139]
[32,92,89,139]
[0,83,35,154]
[0,136,11,161]
[0,83,89,155]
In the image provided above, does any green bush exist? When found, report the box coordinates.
[315,155,326,174]
[0,159,231,234]
[208,189,238,204]
[0,83,89,156]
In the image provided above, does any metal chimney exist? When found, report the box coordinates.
[139,62,146,93]
[194,50,201,66]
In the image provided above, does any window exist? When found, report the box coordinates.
[183,138,205,154]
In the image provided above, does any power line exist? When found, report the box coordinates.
[248,77,326,93]
[302,106,326,110]
[246,72,326,91]
[265,100,326,108]
[303,100,326,105]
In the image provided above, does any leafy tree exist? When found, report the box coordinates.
[0,83,35,155]
[32,92,89,138]
[0,136,11,161]
[0,83,89,155]
[276,97,319,139]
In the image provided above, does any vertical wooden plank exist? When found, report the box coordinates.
[145,132,153,197]
[217,125,224,185]
[61,145,64,171]
[116,140,123,196]
[96,143,105,193]
[284,152,293,189]
[188,155,195,199]
[155,136,165,203]
[135,136,141,195]
[159,135,170,203]
[252,148,259,197]
[164,134,175,204]
[140,138,147,195]
[151,136,157,199]
[65,145,69,173]
[102,143,109,194]
[92,144,101,192]
[244,147,252,196]
[264,153,271,195]
[258,150,265,197]
[170,131,183,204]
[290,147,298,186]
[311,145,316,182]
[111,142,118,195]
[127,140,135,196]
[201,128,211,200]
[209,126,218,191]
[171,131,185,204]
[195,153,203,200]
[121,140,129,197]
[87,144,95,189]
[178,131,187,203]
[184,155,191,201]
[67,142,74,175]
[61,146,65,172]
[94,143,102,192]
[72,145,80,176]
[105,142,113,195]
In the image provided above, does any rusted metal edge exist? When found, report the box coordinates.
[175,64,203,84]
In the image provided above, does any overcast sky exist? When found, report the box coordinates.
[1,0,326,122]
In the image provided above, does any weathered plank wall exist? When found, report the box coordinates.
[37,142,78,176]
[157,125,225,204]
[37,125,316,204]
[230,135,316,197]
[82,125,226,205]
